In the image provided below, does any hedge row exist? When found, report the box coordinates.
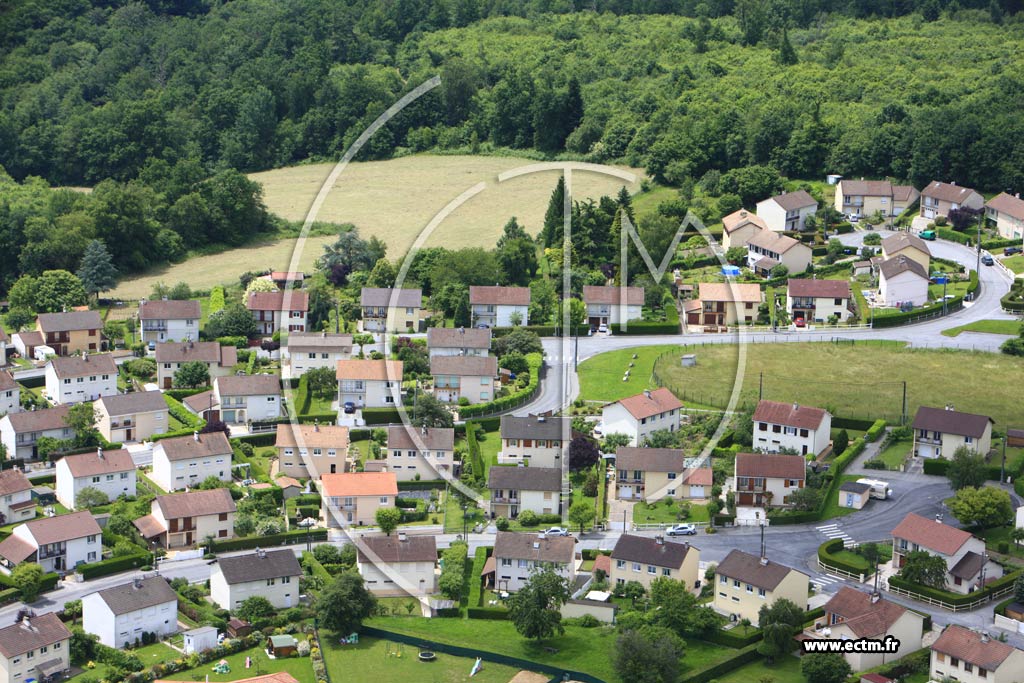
[210,528,327,552]
[888,569,1022,606]
[469,546,491,609]
[77,552,150,580]
[681,645,760,683]
[871,296,964,328]
[163,394,204,429]
[0,587,20,606]
[864,419,887,443]
[459,353,542,418]
[923,459,949,476]
[818,538,870,576]
[232,432,278,447]
[831,416,875,431]
[466,606,509,620]
[610,320,679,335]
[702,626,763,648]
[301,551,333,583]
[937,228,972,245]
[981,237,1020,251]
[361,408,403,425]
[490,325,559,338]
[397,480,446,490]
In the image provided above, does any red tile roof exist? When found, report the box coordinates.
[582,286,645,306]
[986,192,1024,221]
[765,190,817,212]
[931,624,1017,671]
[823,587,908,638]
[469,286,530,306]
[614,388,683,420]
[891,512,972,555]
[735,453,806,480]
[138,299,201,320]
[921,181,981,204]
[321,472,398,497]
[721,210,767,234]
[246,290,308,312]
[335,358,403,381]
[753,400,828,430]
[787,279,851,299]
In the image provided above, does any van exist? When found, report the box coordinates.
[855,478,892,500]
[919,230,937,241]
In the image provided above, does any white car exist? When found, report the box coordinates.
[666,523,697,536]
[597,324,608,334]
[544,527,570,537]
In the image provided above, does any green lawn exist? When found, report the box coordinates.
[322,636,522,683]
[823,543,893,574]
[161,645,314,683]
[817,475,867,522]
[941,319,1022,337]
[1002,254,1024,273]
[442,488,487,534]
[350,439,376,466]
[712,654,804,683]
[977,526,1024,560]
[577,344,678,403]
[632,500,709,525]
[67,642,191,683]
[875,438,912,469]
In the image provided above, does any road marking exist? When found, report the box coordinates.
[816,524,856,548]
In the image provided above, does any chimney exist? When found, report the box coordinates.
[314,420,319,432]
[739,210,747,217]
[133,577,143,589]
[321,330,326,337]
[870,592,880,604]
[759,557,769,567]
[162,296,168,301]
[256,548,266,559]
[97,447,103,459]
[397,531,407,542]
[537,416,546,423]
[193,431,200,442]
[655,535,664,545]
[643,390,652,399]
[533,540,540,549]
[792,402,799,412]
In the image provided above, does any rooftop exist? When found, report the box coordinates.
[469,286,530,306]
[19,510,100,547]
[360,287,423,308]
[154,488,237,519]
[823,587,908,638]
[97,390,169,416]
[216,548,302,585]
[611,534,694,569]
[612,387,683,421]
[500,415,570,441]
[878,255,929,281]
[931,624,1017,671]
[882,232,932,258]
[787,279,851,299]
[48,353,117,378]
[487,466,562,492]
[721,209,768,234]
[335,358,403,381]
[0,612,71,659]
[93,576,178,616]
[275,422,349,450]
[285,331,353,350]
[321,472,398,498]
[426,326,492,349]
[921,180,980,203]
[838,179,894,197]
[0,469,32,497]
[60,448,135,478]
[155,340,237,365]
[912,405,993,438]
[387,425,454,451]
[494,531,574,564]
[356,534,437,564]
[753,400,829,430]
[155,431,232,461]
[735,453,806,480]
[430,354,498,377]
[4,405,72,433]
[36,310,102,333]
[716,549,805,591]
[582,286,645,306]
[697,282,762,304]
[747,230,808,254]
[215,374,280,397]
[763,190,817,212]
[986,192,1024,221]
[138,299,201,320]
[891,512,973,556]
[246,290,309,312]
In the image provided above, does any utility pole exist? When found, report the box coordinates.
[901,381,907,426]
[976,212,984,277]
[1001,437,1007,484]
[758,372,763,400]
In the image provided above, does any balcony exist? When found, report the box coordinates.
[916,434,942,445]
[491,496,520,504]
[111,420,133,428]
[142,323,168,331]
[617,476,644,484]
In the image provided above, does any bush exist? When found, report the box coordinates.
[864,419,887,442]
[937,227,971,245]
[494,517,510,531]
[516,510,538,526]
[211,529,327,552]
[466,607,509,620]
[438,542,468,602]
[77,553,149,580]
[923,459,951,476]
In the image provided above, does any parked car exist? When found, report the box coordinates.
[597,324,608,334]
[920,230,937,240]
[982,254,994,266]
[543,527,570,537]
[1005,246,1022,256]
[476,323,490,329]
[666,523,697,536]
[794,317,806,328]
[343,401,357,414]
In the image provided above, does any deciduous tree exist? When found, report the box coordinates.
[947,445,988,490]
[315,572,377,634]
[508,567,571,642]
[948,486,1012,528]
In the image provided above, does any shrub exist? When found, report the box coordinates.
[494,517,510,531]
[516,510,538,526]
[864,419,887,442]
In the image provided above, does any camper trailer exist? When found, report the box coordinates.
[855,478,891,500]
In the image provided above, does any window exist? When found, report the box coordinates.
[518,559,529,568]
[64,378,71,385]
[102,374,109,380]
[501,558,512,567]
[964,663,973,674]
[632,563,641,572]
[758,588,766,597]
[92,476,100,483]
[733,579,740,588]
[834,298,842,306]
[89,375,96,381]
[120,472,128,479]
[667,472,676,480]
[965,436,973,444]
[266,578,276,586]
[218,513,228,521]
[282,576,291,583]
[759,423,767,431]
[950,657,959,667]
[719,575,727,584]
[106,474,114,481]
[784,426,797,436]
[617,560,626,569]
[379,497,389,504]
[662,568,671,576]
[746,584,753,593]
[647,565,656,575]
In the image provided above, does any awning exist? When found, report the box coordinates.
[481,555,495,576]
[9,499,37,511]
[36,658,65,678]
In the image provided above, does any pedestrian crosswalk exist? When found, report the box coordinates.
[816,523,855,548]
[810,574,840,591]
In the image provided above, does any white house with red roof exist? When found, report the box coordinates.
[786,279,852,324]
[732,453,806,508]
[930,625,1024,683]
[752,399,832,457]
[246,290,308,335]
[320,472,397,527]
[601,388,684,446]
[891,512,1002,594]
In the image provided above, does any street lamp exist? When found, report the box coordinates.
[298,517,316,553]
[461,503,468,541]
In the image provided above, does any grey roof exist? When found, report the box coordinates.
[49,353,117,378]
[487,466,562,492]
[155,340,237,365]
[882,232,932,258]
[3,405,72,433]
[913,406,993,438]
[97,390,168,416]
[356,534,437,564]
[215,374,280,397]
[949,551,986,580]
[494,531,574,563]
[0,371,16,391]
[430,354,498,377]
[360,288,422,308]
[387,425,454,451]
[138,299,201,320]
[610,534,694,569]
[878,255,928,281]
[715,549,806,591]
[21,510,100,546]
[426,327,491,349]
[0,470,32,497]
[500,416,570,441]
[60,449,135,478]
[154,488,236,519]
[614,448,685,472]
[839,481,872,495]
[766,190,817,212]
[0,612,71,658]
[156,431,232,461]
[93,576,177,615]
[286,332,353,350]
[36,310,102,333]
[216,548,302,585]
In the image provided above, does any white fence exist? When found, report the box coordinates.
[994,614,1024,635]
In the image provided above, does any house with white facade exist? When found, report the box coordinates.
[786,279,852,324]
[930,625,1024,683]
[912,405,993,460]
[155,340,238,390]
[0,372,20,416]
[487,466,562,520]
[0,612,71,683]
[283,332,353,379]
[720,210,768,250]
[82,576,178,648]
[246,290,309,336]
[733,453,806,508]
[892,512,1002,594]
[601,388,683,447]
[713,549,809,626]
[360,288,422,333]
[426,327,491,358]
[582,286,644,328]
[469,286,530,328]
[430,355,498,405]
[497,416,569,467]
[615,448,712,502]
[0,469,35,526]
[45,353,117,404]
[276,422,349,480]
[0,510,101,572]
[920,181,984,220]
[209,375,281,424]
[138,299,201,344]
[150,431,233,492]
[335,359,403,409]
[0,405,73,461]
[986,192,1024,241]
[320,472,397,527]
[94,390,169,444]
[386,425,454,482]
[356,533,438,596]
[210,548,302,610]
[878,255,930,307]
[881,232,932,272]
[488,531,576,593]
[134,488,236,549]
[745,230,813,276]
[752,400,832,457]
[56,448,136,509]
[756,190,817,232]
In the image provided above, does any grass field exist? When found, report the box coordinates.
[712,654,804,683]
[1002,254,1024,273]
[160,645,314,683]
[941,319,1021,337]
[321,636,523,683]
[875,438,912,469]
[632,500,709,525]
[577,344,677,403]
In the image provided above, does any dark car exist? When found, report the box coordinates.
[343,401,357,414]
[982,254,995,266]
[1005,246,1022,256]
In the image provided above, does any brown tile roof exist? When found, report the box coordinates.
[0,534,36,564]
[488,466,561,492]
[321,472,398,497]
[275,423,349,450]
[0,469,32,497]
[246,290,309,312]
[614,448,684,472]
[4,405,72,433]
[611,534,694,569]
[356,534,437,564]
[613,388,683,421]
[753,256,779,271]
[138,299,201,320]
[155,340,237,365]
[155,488,236,519]
[94,576,178,615]
[735,453,806,480]
[155,430,232,461]
[891,512,972,555]
[133,514,165,539]
[494,531,574,564]
[286,331,353,350]
[921,181,981,204]
[500,416,570,441]
[0,612,71,658]
[787,279,851,299]
[753,400,828,430]
[839,481,872,495]
[270,271,304,282]
[986,192,1024,221]
[593,554,611,575]
[360,288,422,308]
[766,190,817,212]
[878,255,928,281]
[276,476,302,489]
[17,330,44,347]
[838,179,893,197]
[430,354,498,377]
[387,425,454,451]
[931,625,1017,671]
[721,210,768,234]
[22,510,101,545]
[217,548,302,585]
[49,353,117,378]
[182,390,215,414]
[335,359,403,381]
[697,282,762,304]
[36,310,102,333]
[716,549,805,591]
[949,550,986,580]
[215,374,280,396]
[0,371,16,391]
[912,405,993,438]
[747,230,808,255]
[469,286,530,306]
[892,185,919,203]
[823,587,908,638]
[97,390,168,416]
[582,286,645,306]
[882,233,932,259]
[60,448,134,478]
[426,327,491,349]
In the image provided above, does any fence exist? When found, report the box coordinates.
[816,558,867,583]
[885,580,1015,613]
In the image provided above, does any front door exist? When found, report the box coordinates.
[163,377,172,389]
[330,464,336,474]
[126,429,133,441]
[185,532,193,546]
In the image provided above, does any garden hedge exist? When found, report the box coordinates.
[864,419,887,443]
[232,431,278,447]
[165,387,209,400]
[681,645,760,683]
[818,538,870,576]
[923,459,950,475]
[981,237,1020,251]
[888,569,1022,606]
[703,626,763,648]
[77,552,150,580]
[163,394,204,429]
[937,228,972,245]
[460,353,542,418]
[361,407,403,424]
[469,546,491,608]
[0,587,20,606]
[490,325,559,338]
[871,296,964,328]
[610,320,679,335]
[832,417,875,431]
[466,607,509,620]
[210,528,327,552]
[397,480,446,490]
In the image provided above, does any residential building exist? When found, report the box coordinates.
[35,310,103,356]
[206,375,281,424]
[246,290,309,336]
[838,481,872,510]
[155,340,238,390]
[0,510,101,572]
[786,279,853,324]
[582,286,644,328]
[0,372,19,416]
[138,299,201,344]
[11,331,44,361]
[430,355,498,404]
[881,233,932,272]
[386,425,454,482]
[134,488,236,549]
[930,625,1024,683]
[752,400,832,457]
[615,448,712,502]
[0,405,73,460]
[267,271,305,288]
[320,472,397,527]
[834,179,903,219]
[0,470,35,526]
[920,181,984,220]
[360,288,423,333]
[210,548,302,610]
[335,359,403,409]
[912,405,993,460]
[94,391,169,443]
[55,448,136,509]
[746,231,813,276]
[469,286,530,328]
[283,332,353,379]
[610,534,700,592]
[720,210,768,250]
[601,388,683,447]
[426,327,491,358]
[892,184,921,217]
[356,533,438,596]
[276,422,350,480]
[0,612,71,683]
[82,576,178,648]
[150,431,233,492]
[891,512,1002,594]
[0,326,6,367]
[489,531,576,593]
[878,256,929,307]
[733,453,806,507]
[688,283,763,327]
[755,190,817,232]
[44,353,117,404]
[487,466,562,519]
[985,192,1024,241]
[712,549,809,626]
[497,416,569,467]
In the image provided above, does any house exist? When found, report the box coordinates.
[930,625,1024,683]
[0,470,35,526]
[320,472,397,527]
[487,466,562,520]
[615,448,712,502]
[892,185,921,217]
[55,448,136,509]
[150,431,233,492]
[920,181,984,220]
[207,375,282,424]
[689,283,763,327]
[746,231,813,276]
[582,286,644,328]
[335,359,403,409]
[276,476,303,500]
[0,372,20,416]
[601,388,683,447]
[182,626,218,655]
[210,548,302,610]
[489,531,576,593]
[356,532,438,596]
[609,534,700,592]
[94,391,169,443]
[496,415,569,467]
[283,332,353,379]
[360,288,423,333]
[268,271,304,288]
[44,353,117,404]
[712,549,809,626]
[803,587,924,671]
[912,405,993,460]
[138,299,201,344]
[755,190,817,232]
[12,331,44,361]
[0,405,74,461]
[386,425,454,482]
[838,481,872,510]
[469,286,530,328]
[35,310,103,355]
[276,422,350,480]
[752,400,832,457]
[426,327,491,358]
[134,488,236,549]
[155,341,238,390]
[430,355,498,405]
[985,192,1024,240]
[720,209,768,250]
[0,612,71,683]
[891,512,1002,594]
[733,453,806,507]
[82,576,178,648]
[881,233,931,272]
[878,256,929,307]
[786,279,852,324]
[0,510,101,572]
[246,290,309,336]
[0,326,6,367]
[833,179,903,219]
